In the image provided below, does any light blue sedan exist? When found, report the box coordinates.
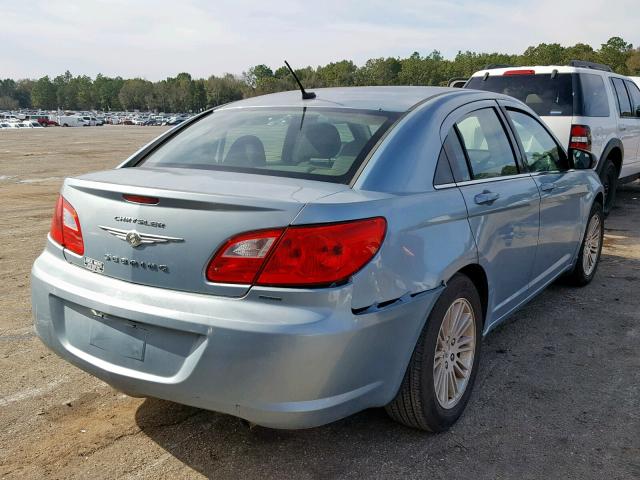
[32,86,604,431]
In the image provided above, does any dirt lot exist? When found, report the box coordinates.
[0,126,638,479]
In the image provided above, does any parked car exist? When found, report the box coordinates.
[80,116,97,126]
[465,60,640,215]
[32,87,604,431]
[57,115,85,127]
[22,120,44,128]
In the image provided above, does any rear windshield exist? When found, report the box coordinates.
[466,73,575,116]
[138,107,399,184]
[466,72,611,118]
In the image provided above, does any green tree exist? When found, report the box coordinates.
[54,71,77,109]
[244,64,274,88]
[205,74,245,107]
[14,79,34,108]
[93,74,124,111]
[192,79,207,111]
[357,57,401,85]
[0,96,18,109]
[0,79,17,99]
[626,48,640,75]
[563,43,598,64]
[74,75,95,109]
[31,76,57,109]
[521,43,566,65]
[598,36,633,73]
[118,78,154,110]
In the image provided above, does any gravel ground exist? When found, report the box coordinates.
[0,126,638,479]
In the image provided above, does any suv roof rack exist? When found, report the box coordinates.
[567,60,612,72]
[482,64,513,70]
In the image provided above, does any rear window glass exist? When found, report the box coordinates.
[466,73,574,116]
[139,108,398,184]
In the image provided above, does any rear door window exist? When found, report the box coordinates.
[443,132,472,182]
[577,74,610,117]
[611,78,633,117]
[455,108,519,179]
[433,148,455,186]
[624,80,640,117]
[507,110,568,172]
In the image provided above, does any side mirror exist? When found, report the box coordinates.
[569,148,597,170]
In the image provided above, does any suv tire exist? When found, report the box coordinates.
[600,159,618,216]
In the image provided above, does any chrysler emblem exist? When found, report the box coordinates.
[99,225,184,248]
[126,231,143,247]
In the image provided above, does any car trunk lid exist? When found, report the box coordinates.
[60,167,349,296]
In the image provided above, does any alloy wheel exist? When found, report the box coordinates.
[582,213,602,277]
[433,298,476,409]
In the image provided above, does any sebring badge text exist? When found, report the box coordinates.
[104,254,169,272]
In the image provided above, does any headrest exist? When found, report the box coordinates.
[224,135,266,167]
[525,93,543,105]
[301,122,341,158]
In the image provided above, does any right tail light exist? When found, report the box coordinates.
[206,217,387,287]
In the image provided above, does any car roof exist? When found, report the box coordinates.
[470,65,630,79]
[216,86,467,113]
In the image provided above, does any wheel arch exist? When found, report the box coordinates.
[452,264,488,327]
[594,191,604,207]
[598,138,623,175]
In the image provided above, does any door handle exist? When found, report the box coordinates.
[540,183,555,192]
[620,125,627,131]
[474,190,500,205]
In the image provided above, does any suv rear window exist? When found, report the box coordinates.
[466,73,574,116]
[139,108,399,184]
[467,72,612,118]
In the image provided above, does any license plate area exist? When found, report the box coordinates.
[57,299,204,378]
[89,316,147,361]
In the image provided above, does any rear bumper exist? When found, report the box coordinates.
[32,247,441,429]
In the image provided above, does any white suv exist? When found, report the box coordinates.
[465,61,640,214]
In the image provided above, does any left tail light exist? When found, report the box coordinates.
[206,217,387,287]
[49,195,84,255]
[569,124,592,151]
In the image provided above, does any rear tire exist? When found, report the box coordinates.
[565,201,604,286]
[385,274,482,432]
[600,159,618,217]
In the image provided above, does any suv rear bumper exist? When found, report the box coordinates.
[32,247,440,429]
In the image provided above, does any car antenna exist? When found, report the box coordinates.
[284,60,316,100]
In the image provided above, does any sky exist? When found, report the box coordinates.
[1,0,638,80]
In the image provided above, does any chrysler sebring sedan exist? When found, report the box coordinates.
[32,86,604,431]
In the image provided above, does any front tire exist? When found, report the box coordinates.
[566,201,604,286]
[600,159,618,216]
[386,274,482,432]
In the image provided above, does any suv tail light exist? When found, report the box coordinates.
[569,124,592,151]
[206,217,387,287]
[50,195,84,255]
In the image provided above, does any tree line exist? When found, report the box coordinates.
[1,37,639,112]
